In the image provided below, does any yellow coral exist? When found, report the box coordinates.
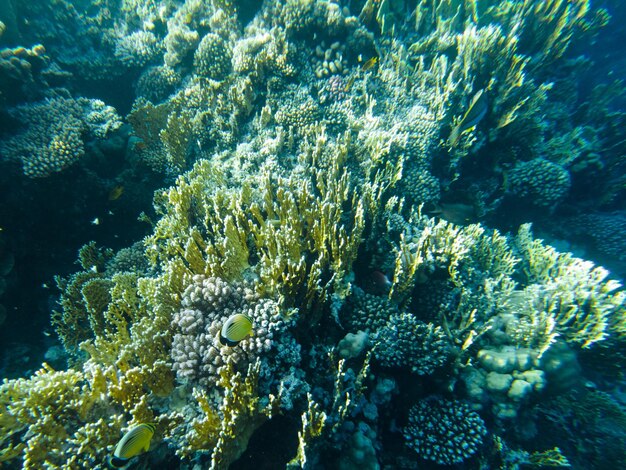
[515,224,626,348]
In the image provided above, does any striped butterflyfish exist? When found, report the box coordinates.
[219,313,253,347]
[110,423,155,468]
[448,88,488,147]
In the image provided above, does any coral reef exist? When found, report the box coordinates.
[506,158,571,208]
[1,0,625,468]
[135,65,181,103]
[194,33,232,80]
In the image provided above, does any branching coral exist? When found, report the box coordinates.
[373,313,451,375]
[513,224,626,348]
[144,139,372,314]
[389,208,517,351]
[179,359,281,468]
[0,363,119,469]
[403,396,487,465]
[388,213,625,354]
[0,97,121,177]
[288,352,372,468]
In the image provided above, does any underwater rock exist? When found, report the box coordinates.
[337,330,369,359]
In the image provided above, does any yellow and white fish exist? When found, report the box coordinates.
[219,313,253,347]
[110,423,155,468]
[448,89,489,147]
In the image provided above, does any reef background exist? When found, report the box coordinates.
[0,0,625,469]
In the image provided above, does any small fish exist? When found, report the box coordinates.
[108,185,124,201]
[448,89,488,147]
[361,56,378,72]
[91,217,100,225]
[430,202,476,225]
[131,140,146,153]
[344,74,356,92]
[371,270,391,288]
[366,270,392,295]
[110,423,156,468]
[219,313,253,347]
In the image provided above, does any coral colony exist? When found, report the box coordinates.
[1,0,626,469]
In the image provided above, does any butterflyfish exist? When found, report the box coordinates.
[219,313,253,347]
[448,89,488,147]
[110,423,156,468]
[108,185,125,201]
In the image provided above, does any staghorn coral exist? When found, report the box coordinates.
[403,396,487,466]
